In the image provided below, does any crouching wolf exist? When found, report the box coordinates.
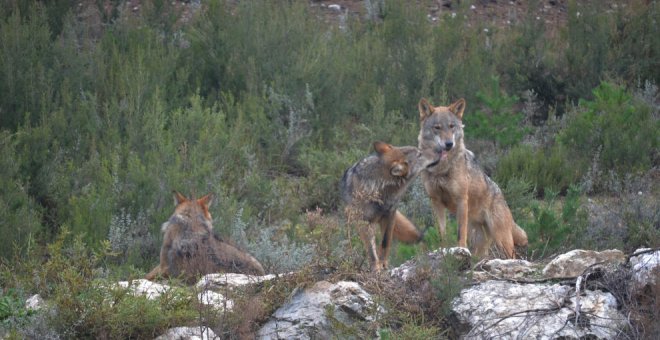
[417,98,528,258]
[145,191,265,282]
[340,141,439,271]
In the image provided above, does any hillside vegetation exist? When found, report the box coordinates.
[0,0,658,338]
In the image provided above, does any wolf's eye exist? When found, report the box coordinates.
[433,125,442,131]
[449,123,455,129]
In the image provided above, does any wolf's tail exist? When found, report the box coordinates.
[512,223,528,247]
[392,210,427,244]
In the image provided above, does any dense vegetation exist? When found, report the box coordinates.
[0,0,658,338]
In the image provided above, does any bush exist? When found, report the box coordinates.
[558,82,658,178]
[495,144,579,196]
[522,185,588,258]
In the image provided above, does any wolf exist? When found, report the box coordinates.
[417,98,528,258]
[145,191,265,283]
[340,141,439,271]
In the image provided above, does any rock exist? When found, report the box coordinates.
[629,248,660,293]
[197,290,233,312]
[452,280,626,339]
[117,279,172,300]
[473,258,537,282]
[154,326,217,340]
[119,279,232,311]
[24,294,45,311]
[196,273,282,291]
[257,280,384,339]
[390,247,472,281]
[542,249,625,278]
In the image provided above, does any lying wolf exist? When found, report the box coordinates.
[146,191,265,282]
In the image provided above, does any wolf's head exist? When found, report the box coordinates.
[171,191,214,229]
[373,141,439,180]
[417,98,466,162]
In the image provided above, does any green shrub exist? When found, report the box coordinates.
[464,76,529,148]
[495,144,580,195]
[0,131,42,260]
[558,82,658,178]
[523,185,588,258]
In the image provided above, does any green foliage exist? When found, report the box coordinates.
[0,229,198,339]
[0,0,656,283]
[495,144,580,195]
[465,76,529,147]
[558,82,658,176]
[0,131,42,259]
[523,185,588,257]
[0,290,30,323]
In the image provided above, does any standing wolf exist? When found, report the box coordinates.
[417,98,528,258]
[340,141,439,271]
[145,191,265,283]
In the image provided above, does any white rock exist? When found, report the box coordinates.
[196,273,284,291]
[25,294,45,311]
[452,281,625,339]
[629,248,660,293]
[197,290,233,312]
[257,281,384,339]
[154,326,217,340]
[542,249,625,278]
[117,279,172,300]
[390,247,471,281]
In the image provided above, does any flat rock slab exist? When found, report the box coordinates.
[257,280,384,339]
[542,249,625,278]
[452,280,625,339]
[154,326,217,340]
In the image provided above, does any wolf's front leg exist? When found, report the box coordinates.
[456,198,469,249]
[378,213,397,270]
[430,196,448,241]
[357,222,380,271]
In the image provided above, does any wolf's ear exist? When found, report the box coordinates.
[373,141,392,155]
[198,193,214,208]
[449,98,466,120]
[418,98,434,121]
[173,191,188,205]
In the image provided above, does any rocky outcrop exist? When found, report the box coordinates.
[452,281,624,339]
[195,272,284,291]
[472,258,538,281]
[629,248,660,294]
[154,326,217,340]
[390,247,472,281]
[22,248,656,339]
[257,280,384,339]
[24,294,45,312]
[542,249,626,278]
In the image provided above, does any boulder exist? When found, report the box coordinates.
[118,279,232,311]
[196,273,283,291]
[390,247,472,281]
[473,258,538,282]
[452,280,626,339]
[257,280,384,339]
[542,249,626,278]
[154,326,217,340]
[629,248,660,293]
[117,279,172,300]
[24,294,45,312]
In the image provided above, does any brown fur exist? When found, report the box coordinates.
[340,142,439,271]
[418,98,528,258]
[145,191,265,283]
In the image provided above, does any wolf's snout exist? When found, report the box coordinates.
[445,141,454,150]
